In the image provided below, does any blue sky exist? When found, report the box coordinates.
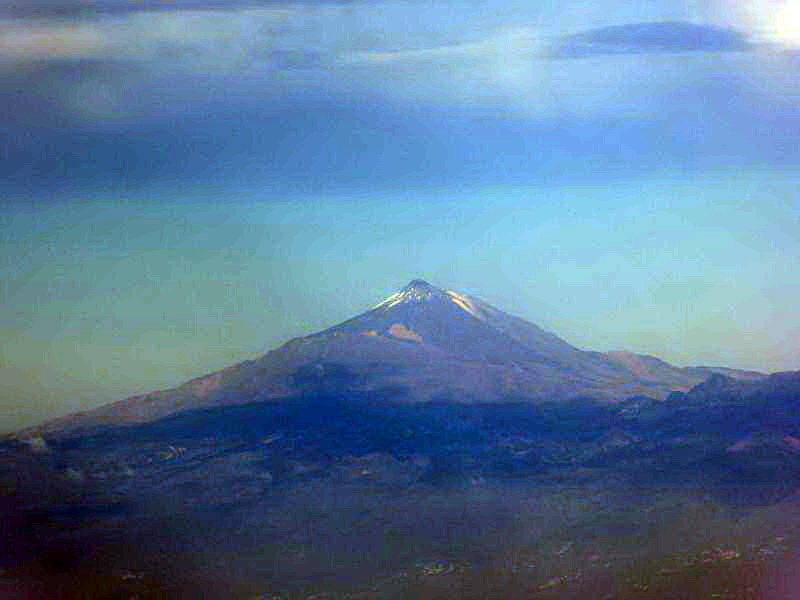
[1,0,799,431]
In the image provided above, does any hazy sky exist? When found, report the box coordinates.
[2,0,799,431]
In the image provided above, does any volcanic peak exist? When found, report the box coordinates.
[405,278,434,290]
[373,279,449,309]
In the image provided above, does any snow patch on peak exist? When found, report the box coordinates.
[371,291,404,310]
[445,290,482,319]
[372,280,444,309]
[400,279,442,302]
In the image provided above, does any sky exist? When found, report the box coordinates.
[1,0,799,432]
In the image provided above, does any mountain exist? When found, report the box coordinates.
[1,280,797,600]
[14,279,762,441]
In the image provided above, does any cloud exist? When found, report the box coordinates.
[550,21,753,58]
[0,7,338,70]
[0,5,795,138]
[332,25,741,121]
[0,0,308,19]
[0,22,107,60]
[0,6,346,127]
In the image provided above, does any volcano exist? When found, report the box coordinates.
[6,281,800,600]
[17,279,758,440]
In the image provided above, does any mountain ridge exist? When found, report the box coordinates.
[12,279,766,441]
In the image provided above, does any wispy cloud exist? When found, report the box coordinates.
[330,24,759,121]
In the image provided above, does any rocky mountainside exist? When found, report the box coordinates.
[13,279,764,441]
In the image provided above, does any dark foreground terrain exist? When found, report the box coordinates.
[4,373,800,599]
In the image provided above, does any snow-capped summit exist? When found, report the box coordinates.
[372,279,447,309]
[371,279,492,322]
[404,278,436,292]
[312,279,618,379]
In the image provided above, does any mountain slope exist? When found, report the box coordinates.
[13,279,761,440]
